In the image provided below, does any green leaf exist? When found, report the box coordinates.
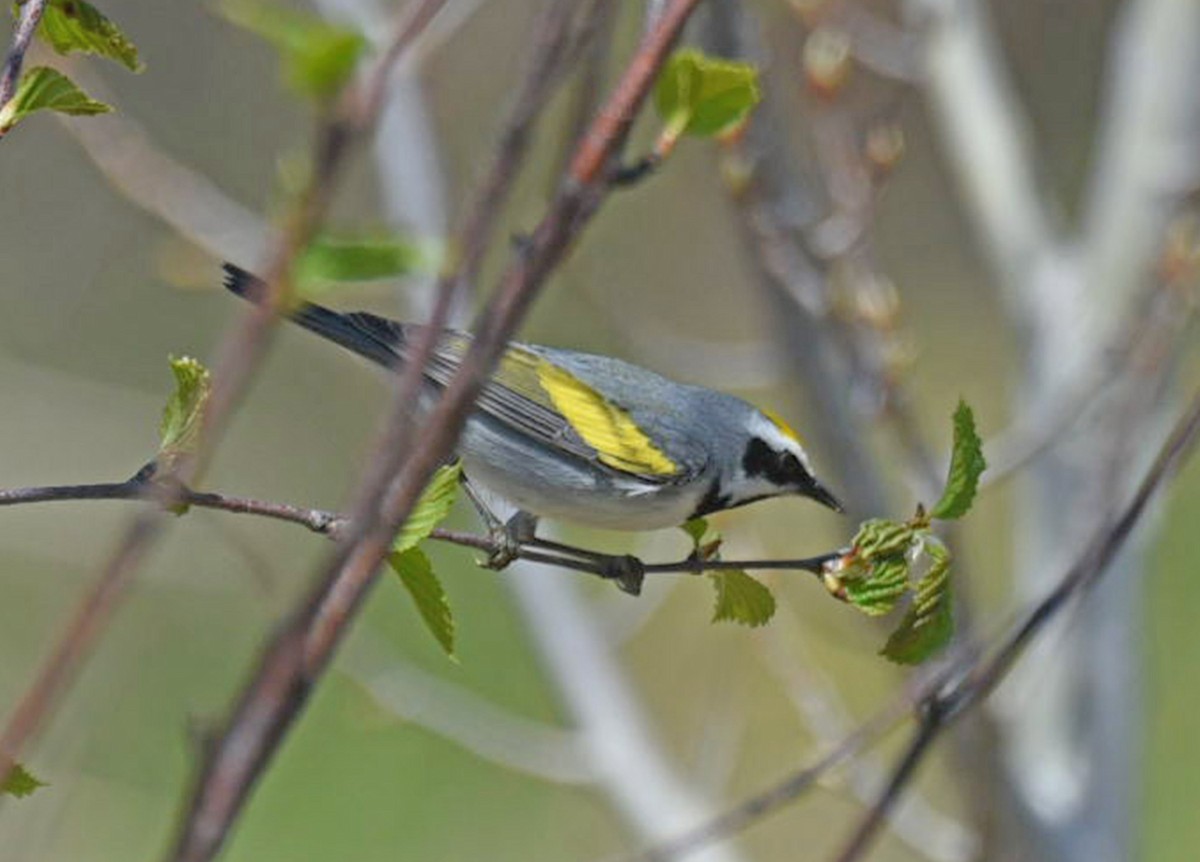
[708,569,776,627]
[220,0,367,100]
[158,356,211,467]
[655,49,761,140]
[930,400,986,520]
[882,540,954,664]
[388,546,455,658]
[2,762,47,798]
[0,66,110,134]
[847,518,916,562]
[33,0,143,71]
[394,462,462,553]
[295,234,424,295]
[843,553,909,617]
[680,517,709,549]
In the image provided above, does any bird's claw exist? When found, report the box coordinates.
[482,511,539,570]
[601,554,645,596]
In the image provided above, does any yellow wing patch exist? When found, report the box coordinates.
[536,360,678,476]
[763,408,805,447]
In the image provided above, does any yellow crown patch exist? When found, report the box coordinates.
[763,408,805,447]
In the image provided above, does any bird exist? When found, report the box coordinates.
[222,264,842,539]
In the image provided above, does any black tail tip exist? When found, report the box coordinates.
[221,262,264,300]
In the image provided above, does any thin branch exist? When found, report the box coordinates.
[509,557,751,862]
[758,609,976,862]
[0,479,840,582]
[902,0,1059,328]
[166,6,705,858]
[626,386,1200,862]
[450,0,603,300]
[623,693,917,862]
[0,0,451,802]
[56,62,268,267]
[342,633,593,785]
[830,713,941,862]
[0,0,48,117]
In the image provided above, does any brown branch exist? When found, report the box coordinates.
[829,712,941,862]
[0,479,839,580]
[627,386,1200,862]
[166,5,704,859]
[0,0,450,804]
[0,0,48,119]
[450,0,603,300]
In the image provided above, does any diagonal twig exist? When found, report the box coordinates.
[626,385,1200,862]
[0,0,452,801]
[166,5,706,859]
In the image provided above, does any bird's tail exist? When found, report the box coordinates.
[221,263,405,368]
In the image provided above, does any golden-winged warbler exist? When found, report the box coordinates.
[223,264,842,531]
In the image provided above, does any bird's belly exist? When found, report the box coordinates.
[456,417,705,531]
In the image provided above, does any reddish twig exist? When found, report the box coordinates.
[0,0,449,803]
[166,4,703,859]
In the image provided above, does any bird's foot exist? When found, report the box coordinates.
[597,554,645,596]
[483,510,539,571]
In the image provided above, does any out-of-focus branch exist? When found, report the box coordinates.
[902,0,1059,332]
[628,386,1200,862]
[829,713,941,862]
[56,87,267,266]
[448,0,606,302]
[0,0,48,117]
[903,2,1200,859]
[510,558,750,862]
[0,0,452,804]
[342,635,593,784]
[166,6,706,858]
[758,609,976,862]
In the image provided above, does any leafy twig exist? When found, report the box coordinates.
[625,386,1200,862]
[165,5,706,859]
[0,0,49,112]
[0,0,449,809]
[0,478,839,589]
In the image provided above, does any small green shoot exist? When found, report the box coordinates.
[157,356,211,471]
[654,49,760,156]
[295,234,427,297]
[830,401,985,664]
[708,568,776,627]
[33,0,143,71]
[930,400,986,520]
[220,0,367,101]
[0,66,110,135]
[681,518,776,627]
[1,762,47,799]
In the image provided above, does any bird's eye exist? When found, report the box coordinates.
[780,452,802,478]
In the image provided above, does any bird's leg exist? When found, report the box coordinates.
[458,475,529,569]
[516,533,645,596]
[457,475,644,594]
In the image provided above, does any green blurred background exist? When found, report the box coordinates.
[1,1,1197,860]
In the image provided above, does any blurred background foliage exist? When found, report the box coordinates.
[0,0,1197,860]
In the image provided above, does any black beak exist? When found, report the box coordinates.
[806,476,844,513]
